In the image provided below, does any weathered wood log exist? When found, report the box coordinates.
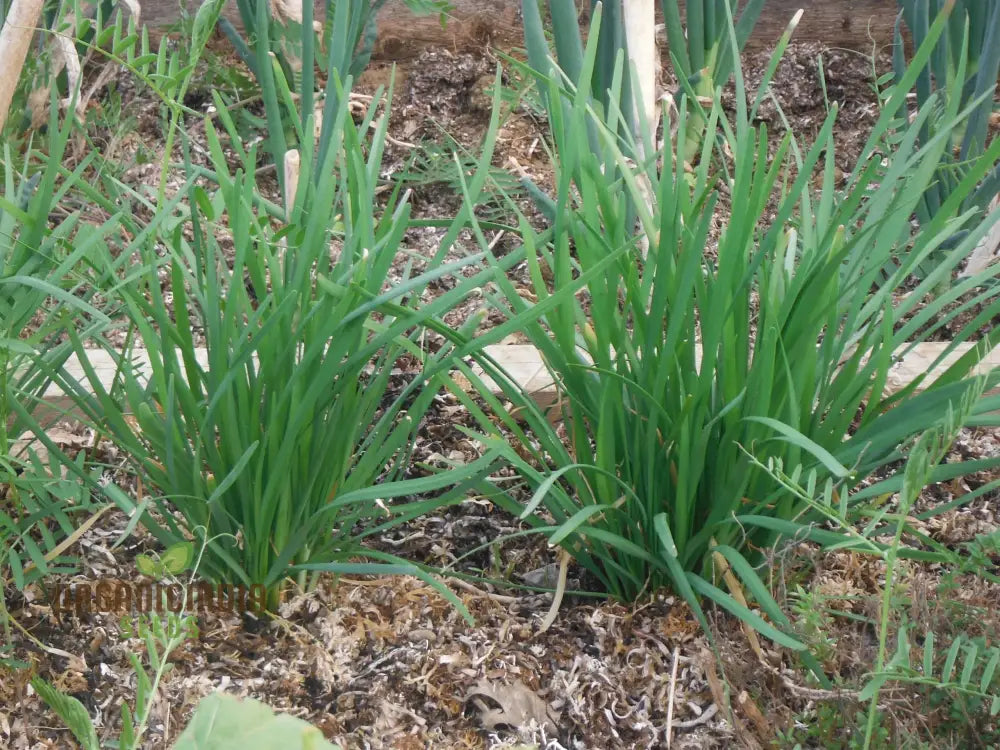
[138,0,902,59]
[587,1,901,53]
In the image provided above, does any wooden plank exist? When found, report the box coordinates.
[27,342,1000,427]
[24,348,211,429]
[138,0,902,57]
[472,341,1000,420]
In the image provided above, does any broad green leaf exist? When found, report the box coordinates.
[173,692,341,749]
[135,555,160,578]
[161,541,196,575]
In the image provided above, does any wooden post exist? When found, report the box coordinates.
[0,0,44,132]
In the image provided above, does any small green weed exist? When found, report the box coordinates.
[776,704,890,749]
[32,599,195,749]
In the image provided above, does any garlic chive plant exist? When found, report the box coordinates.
[53,79,523,613]
[452,10,1000,653]
[1,98,124,588]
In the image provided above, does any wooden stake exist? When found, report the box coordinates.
[0,0,44,132]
